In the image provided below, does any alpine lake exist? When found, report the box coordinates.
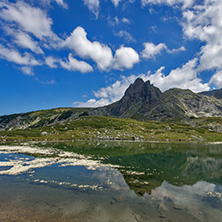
[0,141,222,222]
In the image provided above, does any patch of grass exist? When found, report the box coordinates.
[1,116,222,143]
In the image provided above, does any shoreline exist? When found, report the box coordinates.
[1,138,222,146]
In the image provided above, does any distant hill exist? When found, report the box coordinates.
[1,78,222,130]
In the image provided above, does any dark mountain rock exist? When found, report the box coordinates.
[108,78,164,117]
[199,88,222,100]
[94,78,181,120]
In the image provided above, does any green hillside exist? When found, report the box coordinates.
[1,115,222,143]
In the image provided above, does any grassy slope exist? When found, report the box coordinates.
[1,115,222,143]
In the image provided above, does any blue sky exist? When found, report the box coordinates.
[1,0,222,115]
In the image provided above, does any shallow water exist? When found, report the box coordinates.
[0,141,222,221]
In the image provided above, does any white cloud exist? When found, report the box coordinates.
[141,42,186,59]
[111,0,122,7]
[9,30,44,54]
[40,0,68,9]
[60,53,93,73]
[122,17,130,24]
[63,26,113,70]
[147,59,210,92]
[209,70,222,88]
[141,42,167,59]
[21,66,34,76]
[141,0,222,84]
[141,0,194,8]
[108,16,130,26]
[74,98,110,107]
[182,0,222,72]
[167,46,186,54]
[53,0,68,9]
[83,0,100,19]
[64,26,140,71]
[45,56,58,68]
[0,44,40,66]
[112,46,140,70]
[141,0,222,90]
[115,30,136,43]
[0,1,54,40]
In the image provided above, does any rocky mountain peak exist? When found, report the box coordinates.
[109,78,164,117]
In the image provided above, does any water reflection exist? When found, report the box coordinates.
[0,142,222,221]
[104,150,222,196]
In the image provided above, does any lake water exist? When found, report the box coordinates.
[0,141,222,221]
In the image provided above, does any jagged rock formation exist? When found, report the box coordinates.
[1,78,222,130]
[90,78,183,120]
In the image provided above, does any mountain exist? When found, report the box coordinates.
[1,78,222,130]
[164,88,222,118]
[100,78,222,120]
[91,78,182,120]
[199,88,222,100]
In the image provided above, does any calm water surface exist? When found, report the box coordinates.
[0,141,222,222]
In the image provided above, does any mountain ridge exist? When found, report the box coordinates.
[1,78,222,130]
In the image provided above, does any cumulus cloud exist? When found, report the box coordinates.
[112,46,140,70]
[142,0,222,75]
[45,56,59,68]
[141,42,167,59]
[182,0,222,72]
[145,0,222,89]
[141,42,186,59]
[60,53,93,73]
[147,59,210,92]
[63,26,113,70]
[64,26,139,71]
[0,44,40,66]
[209,70,222,88]
[83,0,100,19]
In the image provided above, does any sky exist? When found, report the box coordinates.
[1,0,222,115]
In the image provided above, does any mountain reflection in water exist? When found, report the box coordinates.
[0,141,222,222]
[103,148,222,196]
